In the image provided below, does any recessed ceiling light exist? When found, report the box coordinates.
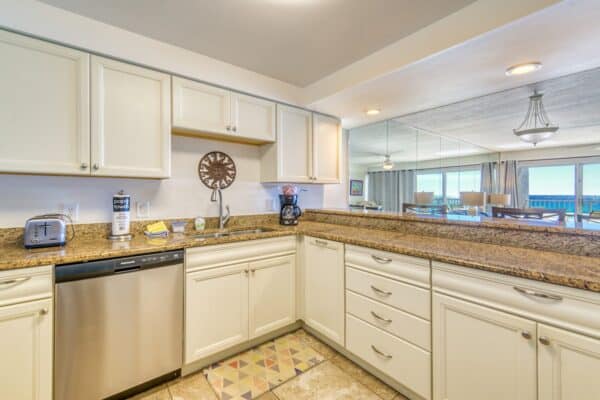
[365,108,380,116]
[505,62,542,76]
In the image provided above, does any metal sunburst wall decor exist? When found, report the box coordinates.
[198,151,237,189]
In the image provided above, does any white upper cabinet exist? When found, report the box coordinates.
[172,76,276,143]
[261,105,312,183]
[91,56,171,178]
[433,293,537,400]
[231,93,276,142]
[538,324,600,400]
[260,106,340,183]
[312,114,341,183]
[172,77,230,136]
[0,30,90,175]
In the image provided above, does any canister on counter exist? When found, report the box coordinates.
[109,190,132,240]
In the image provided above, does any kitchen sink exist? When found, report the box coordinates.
[193,227,275,240]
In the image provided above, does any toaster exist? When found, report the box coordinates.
[24,215,68,249]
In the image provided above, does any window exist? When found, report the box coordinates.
[583,163,600,213]
[528,164,576,213]
[520,158,600,218]
[417,167,481,205]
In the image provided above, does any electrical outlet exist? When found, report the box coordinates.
[136,201,151,219]
[61,203,79,222]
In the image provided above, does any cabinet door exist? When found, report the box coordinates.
[185,263,249,363]
[303,237,345,345]
[432,293,537,400]
[312,114,340,183]
[91,56,171,178]
[172,76,231,136]
[0,299,52,400]
[0,31,90,175]
[277,105,312,182]
[249,255,295,339]
[538,324,600,400]
[231,93,276,143]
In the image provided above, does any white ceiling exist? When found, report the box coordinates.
[349,66,600,167]
[38,0,476,87]
[309,0,600,129]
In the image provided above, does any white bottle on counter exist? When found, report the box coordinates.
[111,190,131,237]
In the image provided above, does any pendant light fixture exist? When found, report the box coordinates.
[513,91,559,146]
[382,121,394,170]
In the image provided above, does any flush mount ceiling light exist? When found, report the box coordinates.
[513,91,559,146]
[366,108,380,116]
[382,121,394,170]
[505,62,542,76]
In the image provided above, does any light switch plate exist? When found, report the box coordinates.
[136,201,151,218]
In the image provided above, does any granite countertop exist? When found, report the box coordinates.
[1,221,599,293]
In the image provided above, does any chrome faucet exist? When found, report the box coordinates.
[211,188,230,229]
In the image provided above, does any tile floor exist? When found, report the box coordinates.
[130,329,408,400]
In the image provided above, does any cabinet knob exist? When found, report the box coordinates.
[80,163,88,169]
[521,331,532,340]
[539,336,551,346]
[232,126,237,132]
[226,125,231,131]
[93,163,99,170]
[39,308,48,316]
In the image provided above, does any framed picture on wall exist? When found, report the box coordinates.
[349,179,364,196]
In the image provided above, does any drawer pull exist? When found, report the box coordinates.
[513,286,562,301]
[371,345,393,359]
[371,255,392,264]
[539,336,551,346]
[371,311,392,323]
[0,277,31,287]
[371,285,392,296]
[314,239,328,247]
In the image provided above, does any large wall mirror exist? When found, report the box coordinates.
[348,67,600,228]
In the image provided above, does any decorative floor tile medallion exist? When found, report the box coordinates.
[203,333,324,400]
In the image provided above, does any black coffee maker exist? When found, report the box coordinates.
[279,195,302,225]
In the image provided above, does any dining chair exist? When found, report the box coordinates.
[491,207,566,222]
[403,203,448,215]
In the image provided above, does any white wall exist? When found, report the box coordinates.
[0,136,325,228]
[0,0,301,104]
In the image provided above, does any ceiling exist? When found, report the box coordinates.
[309,0,600,129]
[38,0,476,87]
[349,66,600,167]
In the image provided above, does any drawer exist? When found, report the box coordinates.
[186,236,296,271]
[433,261,600,339]
[345,244,430,288]
[346,314,431,400]
[346,290,430,351]
[346,266,430,320]
[0,266,52,307]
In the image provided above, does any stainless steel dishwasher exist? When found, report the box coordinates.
[55,250,184,400]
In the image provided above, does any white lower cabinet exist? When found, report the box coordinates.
[433,261,600,400]
[538,324,600,400]
[432,293,537,400]
[0,299,52,400]
[303,236,345,345]
[0,266,53,400]
[185,238,296,364]
[249,255,296,339]
[185,263,249,361]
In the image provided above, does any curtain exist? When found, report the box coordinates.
[401,170,416,205]
[500,160,528,208]
[367,171,401,212]
[480,162,497,194]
